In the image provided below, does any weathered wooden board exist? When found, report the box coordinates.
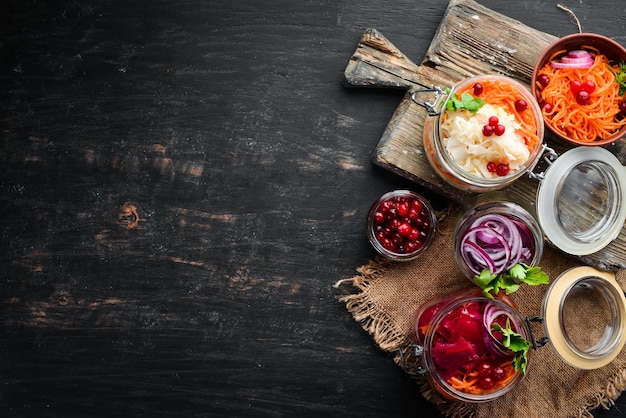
[343,0,626,270]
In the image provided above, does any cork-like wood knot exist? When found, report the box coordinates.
[117,203,140,229]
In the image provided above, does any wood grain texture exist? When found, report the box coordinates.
[1,0,625,417]
[344,0,626,270]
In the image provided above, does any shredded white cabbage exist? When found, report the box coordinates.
[441,104,530,178]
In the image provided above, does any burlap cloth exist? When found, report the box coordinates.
[335,205,626,418]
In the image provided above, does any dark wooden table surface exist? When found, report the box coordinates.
[2,1,626,417]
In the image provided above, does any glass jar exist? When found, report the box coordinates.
[411,288,530,402]
[420,75,545,193]
[454,194,544,282]
[367,190,436,261]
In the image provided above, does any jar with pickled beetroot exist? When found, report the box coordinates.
[454,196,544,284]
[412,288,531,402]
[420,75,545,193]
[367,190,436,261]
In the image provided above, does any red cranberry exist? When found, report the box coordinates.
[477,361,492,377]
[514,99,528,112]
[541,102,553,113]
[576,90,590,105]
[397,223,412,237]
[473,83,484,96]
[570,80,583,95]
[391,233,404,246]
[495,163,510,176]
[619,100,626,115]
[494,124,506,136]
[479,377,495,389]
[488,116,499,126]
[583,80,596,94]
[404,241,419,253]
[486,162,497,173]
[380,237,395,251]
[492,366,506,381]
[537,74,550,88]
[396,202,409,217]
[482,125,494,136]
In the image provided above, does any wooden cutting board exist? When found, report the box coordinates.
[343,0,626,270]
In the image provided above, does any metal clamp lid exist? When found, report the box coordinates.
[397,343,428,377]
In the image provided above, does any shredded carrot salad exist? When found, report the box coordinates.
[535,47,626,142]
[455,79,541,151]
[448,361,517,395]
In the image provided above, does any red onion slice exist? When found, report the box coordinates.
[460,214,535,275]
[567,50,592,58]
[482,303,515,357]
[550,49,594,69]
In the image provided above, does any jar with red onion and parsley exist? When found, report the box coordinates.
[411,288,531,402]
[454,197,544,283]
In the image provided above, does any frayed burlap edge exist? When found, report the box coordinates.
[334,257,479,418]
[334,258,408,352]
[576,369,626,418]
[335,256,626,418]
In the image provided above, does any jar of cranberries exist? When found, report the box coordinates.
[419,75,545,193]
[367,190,436,261]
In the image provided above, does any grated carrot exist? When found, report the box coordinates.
[535,46,626,142]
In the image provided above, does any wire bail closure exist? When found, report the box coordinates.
[396,343,428,376]
[527,145,558,182]
[525,315,549,349]
[410,86,448,116]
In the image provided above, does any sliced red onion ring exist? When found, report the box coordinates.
[550,49,594,69]
[482,303,515,357]
[560,56,594,65]
[567,50,592,58]
[461,239,497,274]
[460,214,535,275]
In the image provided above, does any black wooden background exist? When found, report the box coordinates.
[1,0,625,417]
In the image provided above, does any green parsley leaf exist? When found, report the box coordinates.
[492,319,531,374]
[474,269,496,288]
[473,263,549,299]
[609,61,626,97]
[519,265,549,286]
[445,92,485,114]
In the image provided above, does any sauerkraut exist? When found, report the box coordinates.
[441,104,531,178]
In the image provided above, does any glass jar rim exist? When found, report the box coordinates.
[542,266,626,369]
[536,147,626,255]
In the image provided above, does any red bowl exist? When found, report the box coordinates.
[531,33,626,146]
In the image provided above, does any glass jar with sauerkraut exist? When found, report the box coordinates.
[420,75,545,193]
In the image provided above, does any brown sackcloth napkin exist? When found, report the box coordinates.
[335,205,626,418]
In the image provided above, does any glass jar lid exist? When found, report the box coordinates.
[536,147,626,255]
[543,266,626,369]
